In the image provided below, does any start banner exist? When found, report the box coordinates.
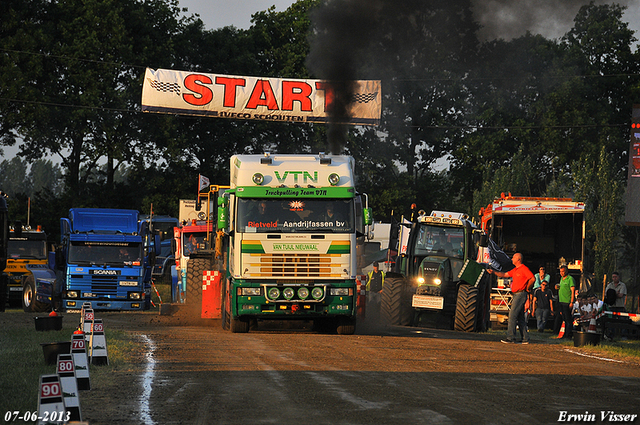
[141,68,381,126]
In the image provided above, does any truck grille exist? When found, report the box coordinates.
[246,253,343,278]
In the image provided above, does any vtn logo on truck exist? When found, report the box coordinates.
[90,269,120,275]
[274,171,318,184]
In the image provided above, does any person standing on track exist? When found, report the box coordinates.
[487,252,535,344]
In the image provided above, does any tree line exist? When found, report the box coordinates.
[1,0,639,298]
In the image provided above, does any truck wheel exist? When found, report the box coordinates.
[230,315,249,333]
[22,276,48,313]
[381,276,412,326]
[336,317,356,335]
[186,258,211,306]
[454,284,479,332]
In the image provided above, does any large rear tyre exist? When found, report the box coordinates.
[186,258,211,306]
[381,276,412,326]
[454,284,479,332]
[22,276,49,313]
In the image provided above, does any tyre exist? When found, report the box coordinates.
[22,276,49,313]
[230,315,249,333]
[336,317,356,335]
[454,284,479,332]
[186,257,211,306]
[221,284,230,330]
[381,276,412,326]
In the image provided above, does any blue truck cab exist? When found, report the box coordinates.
[58,208,157,311]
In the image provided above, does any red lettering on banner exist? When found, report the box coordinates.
[315,82,334,112]
[282,81,313,111]
[183,74,214,106]
[246,80,279,110]
[215,77,246,107]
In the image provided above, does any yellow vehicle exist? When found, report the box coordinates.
[6,224,50,311]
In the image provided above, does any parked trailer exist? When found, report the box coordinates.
[478,195,586,327]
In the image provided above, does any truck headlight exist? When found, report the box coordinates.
[267,287,280,300]
[252,173,264,185]
[311,287,324,299]
[328,173,340,186]
[283,287,295,300]
[67,291,78,298]
[298,287,309,300]
[241,288,261,296]
[128,292,141,300]
[330,288,351,296]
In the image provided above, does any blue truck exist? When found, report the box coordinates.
[54,208,158,311]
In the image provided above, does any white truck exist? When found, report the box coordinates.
[217,153,371,334]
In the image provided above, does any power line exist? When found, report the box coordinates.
[1,96,630,130]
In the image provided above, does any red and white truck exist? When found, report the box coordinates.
[478,195,586,327]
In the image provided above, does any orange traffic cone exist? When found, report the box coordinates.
[557,321,565,339]
[587,318,597,334]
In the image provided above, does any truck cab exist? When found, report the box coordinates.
[5,224,49,309]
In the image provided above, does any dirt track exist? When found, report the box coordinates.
[63,308,640,425]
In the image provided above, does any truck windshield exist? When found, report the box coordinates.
[69,241,142,265]
[8,239,48,259]
[413,224,465,259]
[237,198,355,233]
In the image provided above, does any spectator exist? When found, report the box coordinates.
[605,271,627,310]
[531,281,554,332]
[533,266,550,290]
[487,252,535,344]
[555,265,576,339]
[366,261,386,311]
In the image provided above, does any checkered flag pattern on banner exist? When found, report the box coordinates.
[351,92,378,103]
[147,78,181,96]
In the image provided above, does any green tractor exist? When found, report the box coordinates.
[382,210,490,332]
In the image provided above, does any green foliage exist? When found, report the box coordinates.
[471,146,535,216]
[0,0,638,297]
[573,146,624,288]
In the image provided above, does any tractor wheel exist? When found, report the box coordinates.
[381,276,412,326]
[22,276,49,313]
[454,284,479,332]
[186,258,211,306]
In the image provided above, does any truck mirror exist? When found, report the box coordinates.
[217,196,229,231]
[363,207,373,226]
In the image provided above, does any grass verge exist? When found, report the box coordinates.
[0,311,141,417]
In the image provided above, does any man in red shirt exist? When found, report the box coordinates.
[488,252,535,344]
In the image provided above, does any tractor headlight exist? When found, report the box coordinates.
[433,278,442,285]
[417,277,425,285]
